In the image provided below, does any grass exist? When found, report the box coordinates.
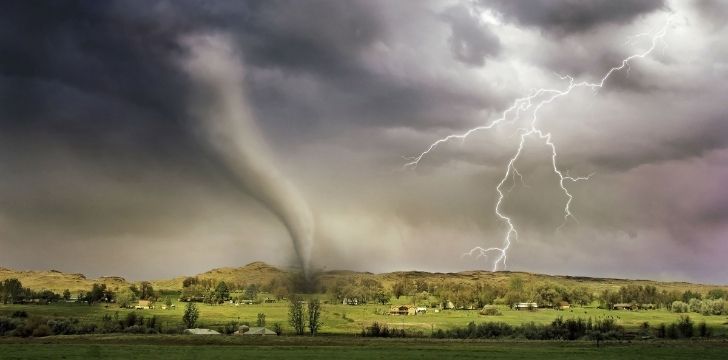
[1,335,728,359]
[2,300,728,335]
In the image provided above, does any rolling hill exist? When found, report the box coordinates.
[1,262,726,295]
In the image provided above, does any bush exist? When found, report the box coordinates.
[220,321,238,335]
[48,318,79,335]
[0,316,21,335]
[657,316,695,339]
[479,307,502,316]
[434,317,623,341]
[362,322,406,338]
[11,311,28,318]
[671,301,688,313]
[676,316,693,338]
[272,323,282,336]
[697,321,711,338]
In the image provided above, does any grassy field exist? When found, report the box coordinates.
[2,299,728,335]
[1,335,727,359]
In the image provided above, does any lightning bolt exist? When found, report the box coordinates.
[406,18,672,271]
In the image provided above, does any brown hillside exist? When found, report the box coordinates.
[0,268,129,293]
[3,262,727,295]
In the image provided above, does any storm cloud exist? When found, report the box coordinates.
[0,0,726,283]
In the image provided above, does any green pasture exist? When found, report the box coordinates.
[2,297,728,335]
[1,336,728,359]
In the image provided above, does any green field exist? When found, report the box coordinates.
[2,299,728,335]
[1,336,727,359]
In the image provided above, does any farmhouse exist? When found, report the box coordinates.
[389,305,417,316]
[342,297,360,305]
[135,300,152,309]
[613,303,639,310]
[556,301,571,310]
[512,302,538,311]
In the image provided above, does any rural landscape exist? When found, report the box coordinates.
[3,0,728,358]
[2,262,728,358]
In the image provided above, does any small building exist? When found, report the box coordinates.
[389,305,416,316]
[243,327,277,335]
[342,297,360,305]
[513,302,538,311]
[135,300,152,309]
[184,328,221,335]
[443,301,455,310]
[613,303,639,311]
[557,301,571,310]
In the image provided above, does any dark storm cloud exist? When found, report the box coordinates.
[441,4,501,66]
[1,0,727,283]
[482,0,667,34]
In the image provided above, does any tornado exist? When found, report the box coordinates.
[179,34,314,277]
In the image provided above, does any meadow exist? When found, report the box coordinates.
[1,335,728,359]
[2,297,727,335]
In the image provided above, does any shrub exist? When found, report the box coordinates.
[0,316,21,335]
[676,316,694,338]
[362,322,406,338]
[272,323,282,336]
[480,307,502,316]
[11,311,28,318]
[220,321,238,335]
[697,321,711,338]
[671,301,688,313]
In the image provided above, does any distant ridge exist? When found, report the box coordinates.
[1,262,725,293]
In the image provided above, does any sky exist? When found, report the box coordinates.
[1,0,727,283]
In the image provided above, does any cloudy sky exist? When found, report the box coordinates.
[1,0,727,283]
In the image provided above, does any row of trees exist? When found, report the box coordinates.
[80,281,158,306]
[671,298,728,315]
[332,275,727,311]
[288,296,322,335]
[0,279,64,304]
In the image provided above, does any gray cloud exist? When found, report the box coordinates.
[441,4,501,66]
[1,0,727,283]
[483,0,667,34]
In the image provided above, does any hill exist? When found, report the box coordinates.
[0,267,129,293]
[2,262,726,295]
[150,261,287,290]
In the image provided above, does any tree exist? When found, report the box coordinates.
[215,281,230,303]
[62,289,71,301]
[1,278,24,304]
[706,289,726,300]
[182,277,198,288]
[288,295,306,335]
[374,290,391,305]
[257,312,266,327]
[139,281,155,300]
[244,284,259,300]
[115,287,137,308]
[87,283,112,304]
[308,298,322,336]
[183,302,199,329]
[392,278,409,299]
